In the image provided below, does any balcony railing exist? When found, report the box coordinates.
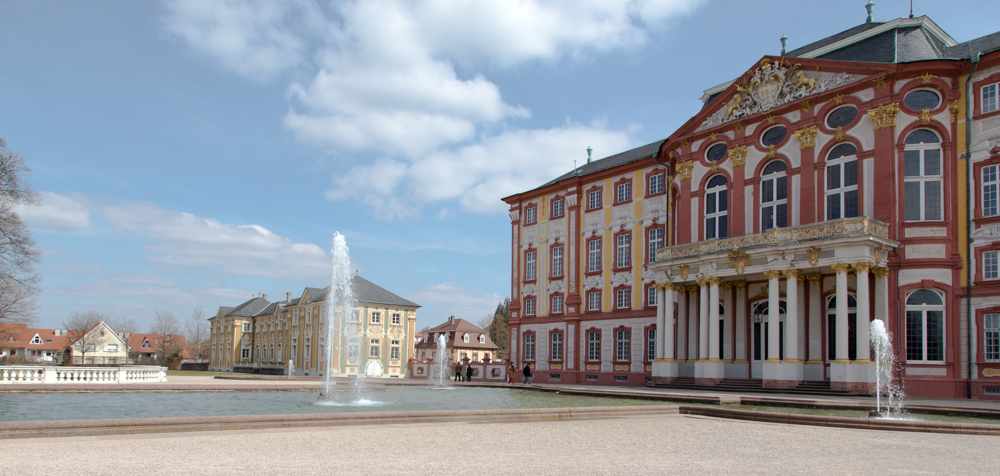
[655,217,890,261]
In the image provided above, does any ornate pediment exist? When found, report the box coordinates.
[547,280,566,293]
[696,59,859,132]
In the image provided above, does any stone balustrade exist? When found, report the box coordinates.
[0,366,167,384]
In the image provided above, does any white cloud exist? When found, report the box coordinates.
[15,191,91,232]
[406,282,503,323]
[102,200,327,278]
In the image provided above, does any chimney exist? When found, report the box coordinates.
[287,292,292,302]
[448,316,454,325]
[262,293,267,301]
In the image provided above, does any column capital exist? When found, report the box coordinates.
[830,263,852,274]
[733,281,747,289]
[707,276,724,286]
[695,278,711,287]
[676,286,688,295]
[685,285,699,294]
[782,269,803,279]
[805,273,822,283]
[762,270,783,280]
[852,261,874,274]
[661,282,678,291]
[872,266,890,278]
[720,282,734,291]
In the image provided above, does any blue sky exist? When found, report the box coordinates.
[2,0,997,333]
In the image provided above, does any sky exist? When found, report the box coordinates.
[2,0,998,334]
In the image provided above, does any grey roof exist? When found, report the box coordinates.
[516,140,665,196]
[224,297,271,318]
[298,276,420,308]
[945,30,1000,59]
[785,18,961,64]
[784,21,886,58]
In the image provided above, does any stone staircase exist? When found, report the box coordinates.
[648,377,861,397]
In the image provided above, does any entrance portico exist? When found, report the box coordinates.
[651,217,897,393]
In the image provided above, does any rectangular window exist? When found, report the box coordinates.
[551,295,564,314]
[524,298,536,316]
[648,228,663,264]
[350,310,360,322]
[587,331,601,361]
[241,349,250,359]
[551,245,563,277]
[370,312,381,325]
[647,286,657,307]
[524,333,535,361]
[243,322,251,332]
[525,250,536,281]
[616,288,630,310]
[551,332,563,361]
[615,329,630,362]
[616,182,631,203]
[588,189,602,210]
[761,173,788,231]
[647,328,656,361]
[826,159,859,220]
[903,148,943,221]
[985,251,999,280]
[649,173,664,195]
[552,199,564,218]
[105,344,118,352]
[985,314,1000,362]
[906,310,944,362]
[392,313,401,325]
[370,339,380,358]
[616,234,631,268]
[588,291,601,311]
[984,165,998,217]
[525,206,536,224]
[588,239,601,272]
[984,83,998,114]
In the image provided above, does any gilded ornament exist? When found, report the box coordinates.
[710,161,719,173]
[873,243,884,266]
[734,122,744,133]
[872,266,890,278]
[833,94,846,105]
[762,269,783,280]
[696,277,709,288]
[676,285,688,295]
[681,139,690,148]
[801,99,812,112]
[709,132,718,142]
[834,126,846,142]
[807,246,821,266]
[948,101,959,123]
[685,285,699,294]
[919,72,936,84]
[767,144,777,158]
[676,161,694,180]
[707,276,724,286]
[805,273,822,283]
[728,249,750,274]
[830,263,852,274]
[756,285,769,298]
[720,282,734,291]
[679,264,689,280]
[794,125,818,149]
[766,114,776,124]
[730,145,748,167]
[867,103,900,131]
[919,108,932,125]
[852,262,874,274]
[733,281,747,289]
[782,268,803,280]
[872,76,887,90]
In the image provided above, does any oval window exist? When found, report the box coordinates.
[904,90,941,110]
[761,126,787,147]
[826,106,858,129]
[706,143,728,162]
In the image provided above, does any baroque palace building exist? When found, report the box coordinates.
[503,6,1000,398]
[209,275,419,378]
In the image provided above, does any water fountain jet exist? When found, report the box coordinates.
[870,319,905,417]
[319,232,359,402]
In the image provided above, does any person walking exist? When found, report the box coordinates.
[454,362,462,382]
[507,362,516,384]
[522,363,532,385]
[465,364,473,382]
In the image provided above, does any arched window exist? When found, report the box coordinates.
[826,144,859,220]
[750,300,786,361]
[904,130,943,221]
[905,289,944,362]
[826,293,858,361]
[277,344,282,362]
[269,345,274,362]
[705,175,728,239]
[761,161,788,231]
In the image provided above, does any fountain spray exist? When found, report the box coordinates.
[321,232,356,399]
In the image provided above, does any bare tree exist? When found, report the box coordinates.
[476,314,493,330]
[63,311,105,365]
[150,309,180,363]
[106,316,138,339]
[0,139,40,334]
[186,307,209,362]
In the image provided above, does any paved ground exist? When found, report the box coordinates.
[1,414,994,475]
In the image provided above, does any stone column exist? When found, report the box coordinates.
[697,278,710,361]
[830,263,852,362]
[806,274,823,364]
[853,262,873,362]
[782,269,802,362]
[676,287,688,361]
[655,284,665,360]
[708,277,723,361]
[662,284,676,360]
[734,281,747,362]
[762,270,783,362]
[873,267,889,323]
[722,282,734,361]
[687,285,699,362]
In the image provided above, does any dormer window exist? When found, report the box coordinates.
[30,334,42,345]
[463,334,470,343]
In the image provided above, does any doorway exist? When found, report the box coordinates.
[750,300,786,379]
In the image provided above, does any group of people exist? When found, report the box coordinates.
[453,362,474,382]
[450,361,534,385]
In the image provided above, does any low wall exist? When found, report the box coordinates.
[0,366,167,384]
[180,363,209,371]
[409,360,508,382]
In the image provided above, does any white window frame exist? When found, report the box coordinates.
[30,335,42,345]
[761,161,788,231]
[551,332,563,361]
[587,331,601,361]
[705,175,728,239]
[903,132,943,222]
[588,239,601,272]
[983,82,998,114]
[615,329,630,362]
[616,181,631,203]
[350,310,360,322]
[525,206,536,224]
[369,339,380,358]
[391,313,401,325]
[905,290,945,363]
[370,312,381,325]
[525,250,536,281]
[984,164,998,217]
[524,298,536,316]
[616,233,631,268]
[552,198,564,218]
[390,340,401,360]
[524,333,535,361]
[551,295,564,314]
[615,288,630,310]
[985,314,1000,362]
[587,291,601,311]
[479,335,485,344]
[825,152,859,220]
[551,245,563,277]
[588,189,602,210]
[241,348,250,359]
[647,328,656,362]
[242,322,251,332]
[649,173,664,195]
[647,227,663,264]
[985,250,999,280]
[647,286,657,307]
[463,334,470,343]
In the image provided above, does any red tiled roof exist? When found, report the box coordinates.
[0,324,72,351]
[124,333,190,358]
